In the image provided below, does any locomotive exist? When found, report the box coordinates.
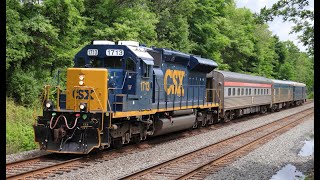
[33,40,307,154]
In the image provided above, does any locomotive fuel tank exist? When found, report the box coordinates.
[152,111,196,136]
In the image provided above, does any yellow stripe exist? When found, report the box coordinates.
[112,103,219,118]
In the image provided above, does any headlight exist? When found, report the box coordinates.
[45,101,54,110]
[79,103,87,111]
[80,104,85,110]
[79,81,84,85]
[79,75,85,80]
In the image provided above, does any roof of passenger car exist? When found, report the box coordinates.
[212,70,272,84]
[271,79,295,85]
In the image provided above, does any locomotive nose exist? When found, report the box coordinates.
[66,68,109,112]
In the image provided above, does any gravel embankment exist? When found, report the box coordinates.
[204,114,314,180]
[6,149,51,164]
[47,103,313,180]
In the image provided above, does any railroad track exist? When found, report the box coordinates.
[6,103,313,180]
[121,107,314,180]
[6,154,90,179]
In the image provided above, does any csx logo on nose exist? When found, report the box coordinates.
[72,89,94,100]
[164,69,185,96]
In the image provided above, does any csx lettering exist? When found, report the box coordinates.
[164,69,185,96]
[72,89,94,100]
[141,81,150,91]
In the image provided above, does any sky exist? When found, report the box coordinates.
[236,0,314,52]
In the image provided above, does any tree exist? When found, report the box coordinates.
[43,0,87,68]
[220,4,256,72]
[188,0,231,69]
[6,0,31,71]
[258,0,314,55]
[84,0,158,46]
[150,0,196,52]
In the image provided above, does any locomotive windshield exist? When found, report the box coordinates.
[75,56,123,69]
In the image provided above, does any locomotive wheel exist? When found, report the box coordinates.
[112,138,123,149]
[207,114,214,125]
[192,119,198,129]
[132,135,141,144]
[201,116,207,127]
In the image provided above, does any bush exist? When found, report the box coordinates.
[7,71,42,106]
[307,91,314,99]
[6,98,37,154]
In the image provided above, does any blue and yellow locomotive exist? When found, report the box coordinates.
[34,40,220,154]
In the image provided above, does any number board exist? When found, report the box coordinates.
[106,49,124,56]
[87,49,98,56]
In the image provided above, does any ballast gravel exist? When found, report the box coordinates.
[6,149,51,164]
[7,103,313,179]
[204,112,314,180]
[49,103,314,180]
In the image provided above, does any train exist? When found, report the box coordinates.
[33,40,307,154]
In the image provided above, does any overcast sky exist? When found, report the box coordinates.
[236,0,314,52]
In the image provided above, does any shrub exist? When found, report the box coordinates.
[7,70,42,106]
[6,98,37,154]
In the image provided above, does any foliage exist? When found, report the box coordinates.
[6,0,314,109]
[258,0,314,55]
[220,4,256,72]
[84,0,158,46]
[7,70,42,106]
[6,98,37,154]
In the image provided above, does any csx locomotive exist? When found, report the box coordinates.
[33,40,307,154]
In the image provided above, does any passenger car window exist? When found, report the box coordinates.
[232,88,235,96]
[237,88,240,96]
[228,88,231,96]
[254,89,256,95]
[249,89,251,95]
[241,88,244,95]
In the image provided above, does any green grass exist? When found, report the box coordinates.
[6,98,38,154]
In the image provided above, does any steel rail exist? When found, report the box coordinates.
[177,110,313,179]
[6,157,86,179]
[121,107,313,180]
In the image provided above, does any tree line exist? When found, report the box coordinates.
[6,0,314,106]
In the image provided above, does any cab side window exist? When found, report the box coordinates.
[141,62,150,78]
[126,58,135,71]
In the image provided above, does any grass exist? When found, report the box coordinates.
[6,98,38,154]
[304,169,314,180]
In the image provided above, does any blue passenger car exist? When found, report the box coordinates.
[292,82,307,105]
[271,79,294,110]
